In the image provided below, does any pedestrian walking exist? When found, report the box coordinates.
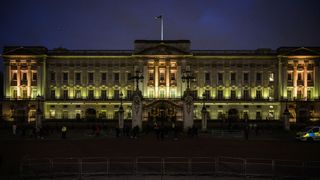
[12,122,17,136]
[61,126,67,139]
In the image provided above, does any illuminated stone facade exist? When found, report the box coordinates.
[1,40,320,125]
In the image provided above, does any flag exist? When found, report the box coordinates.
[155,15,162,19]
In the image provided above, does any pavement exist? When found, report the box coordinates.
[0,127,296,142]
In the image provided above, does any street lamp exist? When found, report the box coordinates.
[182,70,195,90]
[119,92,124,110]
[130,70,144,91]
[36,95,43,129]
[202,92,207,111]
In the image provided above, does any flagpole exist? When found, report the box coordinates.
[161,16,163,40]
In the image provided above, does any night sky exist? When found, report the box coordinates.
[0,0,320,70]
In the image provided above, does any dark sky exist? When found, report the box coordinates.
[0,0,320,70]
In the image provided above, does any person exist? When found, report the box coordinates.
[95,125,101,137]
[154,122,160,140]
[172,122,178,140]
[61,126,67,139]
[12,122,17,136]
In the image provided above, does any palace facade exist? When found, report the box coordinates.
[1,40,320,128]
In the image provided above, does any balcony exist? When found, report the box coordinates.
[170,80,177,86]
[217,81,224,86]
[297,80,304,86]
[11,81,17,86]
[20,80,28,85]
[308,81,314,86]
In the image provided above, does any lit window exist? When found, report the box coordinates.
[75,90,81,99]
[12,73,17,81]
[171,90,176,98]
[269,73,274,82]
[149,90,154,98]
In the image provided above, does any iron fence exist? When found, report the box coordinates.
[20,156,320,178]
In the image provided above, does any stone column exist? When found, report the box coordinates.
[132,91,143,129]
[201,106,208,131]
[315,61,319,99]
[304,61,308,99]
[293,61,298,98]
[183,91,194,131]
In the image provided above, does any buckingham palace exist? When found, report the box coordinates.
[1,40,320,130]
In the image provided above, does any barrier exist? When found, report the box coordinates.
[20,156,320,178]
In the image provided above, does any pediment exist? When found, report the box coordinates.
[3,46,47,55]
[134,44,191,55]
[278,47,320,56]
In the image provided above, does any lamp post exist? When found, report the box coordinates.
[118,92,124,130]
[201,92,208,131]
[36,95,43,130]
[182,70,195,91]
[130,70,144,91]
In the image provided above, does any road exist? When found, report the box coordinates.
[0,130,320,178]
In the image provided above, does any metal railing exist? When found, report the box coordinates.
[20,156,320,178]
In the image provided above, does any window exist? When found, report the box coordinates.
[148,90,154,98]
[256,90,262,100]
[298,73,302,81]
[49,110,56,119]
[307,90,311,100]
[127,73,132,81]
[231,90,236,100]
[160,90,165,98]
[243,73,249,82]
[269,73,274,82]
[231,72,236,81]
[13,90,17,98]
[63,72,68,82]
[101,90,107,99]
[50,90,55,99]
[171,90,176,98]
[256,111,262,120]
[88,72,94,83]
[32,89,37,98]
[62,111,68,119]
[149,72,154,81]
[50,72,55,81]
[218,73,223,82]
[63,90,68,99]
[170,73,176,81]
[217,90,223,100]
[114,73,119,82]
[22,73,27,81]
[256,72,262,82]
[287,73,292,81]
[22,90,27,98]
[88,90,94,99]
[114,90,119,99]
[243,90,249,100]
[32,72,37,81]
[160,73,165,81]
[297,90,302,99]
[287,90,292,100]
[101,73,107,82]
[12,73,17,81]
[205,72,210,82]
[307,72,312,81]
[127,90,132,99]
[75,90,81,99]
[75,72,81,82]
[204,90,210,99]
